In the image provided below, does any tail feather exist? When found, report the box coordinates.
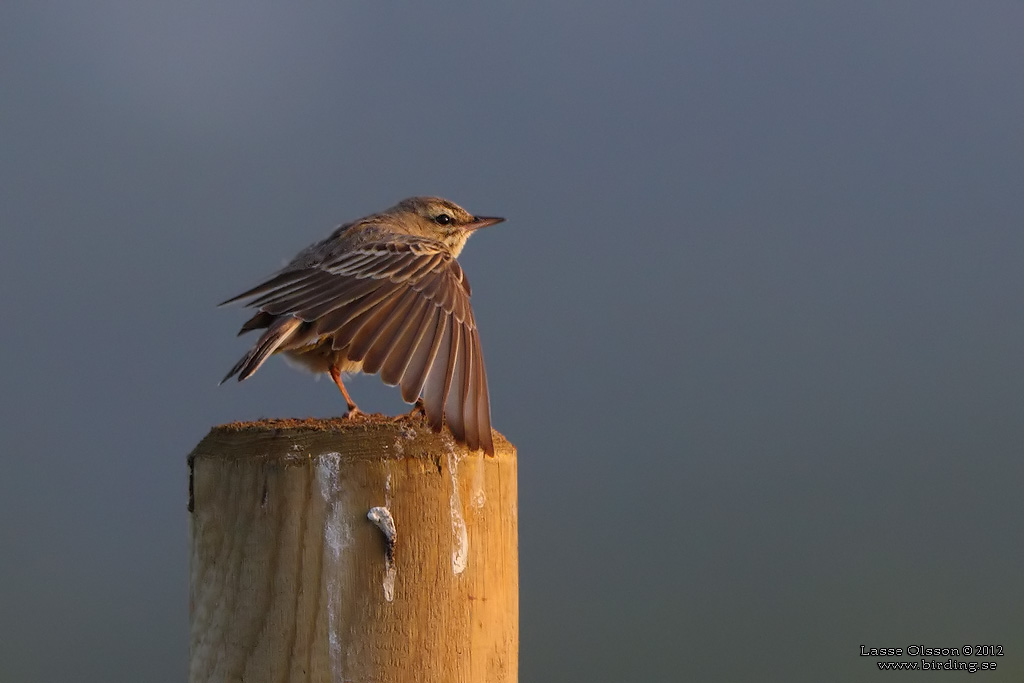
[220,316,302,384]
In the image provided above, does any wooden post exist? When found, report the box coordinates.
[187,416,518,683]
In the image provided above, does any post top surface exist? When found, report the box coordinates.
[190,413,514,465]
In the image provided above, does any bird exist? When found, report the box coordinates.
[219,196,503,455]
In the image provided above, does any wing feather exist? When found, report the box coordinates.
[298,276,395,321]
[404,306,446,405]
[472,329,493,455]
[360,288,422,376]
[379,295,432,387]
[247,271,336,308]
[222,235,494,453]
[444,322,468,447]
[460,323,478,451]
[219,270,309,306]
[349,287,420,367]
[422,315,453,432]
[315,282,406,343]
[398,305,442,402]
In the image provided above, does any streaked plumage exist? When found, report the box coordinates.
[220,196,502,455]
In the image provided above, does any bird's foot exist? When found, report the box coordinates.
[408,398,426,418]
[397,398,426,420]
[343,406,363,419]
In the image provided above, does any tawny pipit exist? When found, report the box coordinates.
[220,196,503,455]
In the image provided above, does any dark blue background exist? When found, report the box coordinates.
[2,2,1022,680]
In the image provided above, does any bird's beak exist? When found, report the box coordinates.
[467,215,505,231]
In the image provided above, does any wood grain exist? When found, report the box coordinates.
[188,416,517,683]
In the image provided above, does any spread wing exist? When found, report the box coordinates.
[221,237,493,455]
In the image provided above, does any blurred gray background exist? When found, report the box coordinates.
[2,2,1022,681]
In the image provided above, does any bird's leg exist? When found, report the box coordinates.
[407,397,426,418]
[393,397,426,423]
[329,364,361,417]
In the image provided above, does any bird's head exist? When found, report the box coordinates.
[389,196,504,255]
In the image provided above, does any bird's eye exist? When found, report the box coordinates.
[434,214,453,226]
